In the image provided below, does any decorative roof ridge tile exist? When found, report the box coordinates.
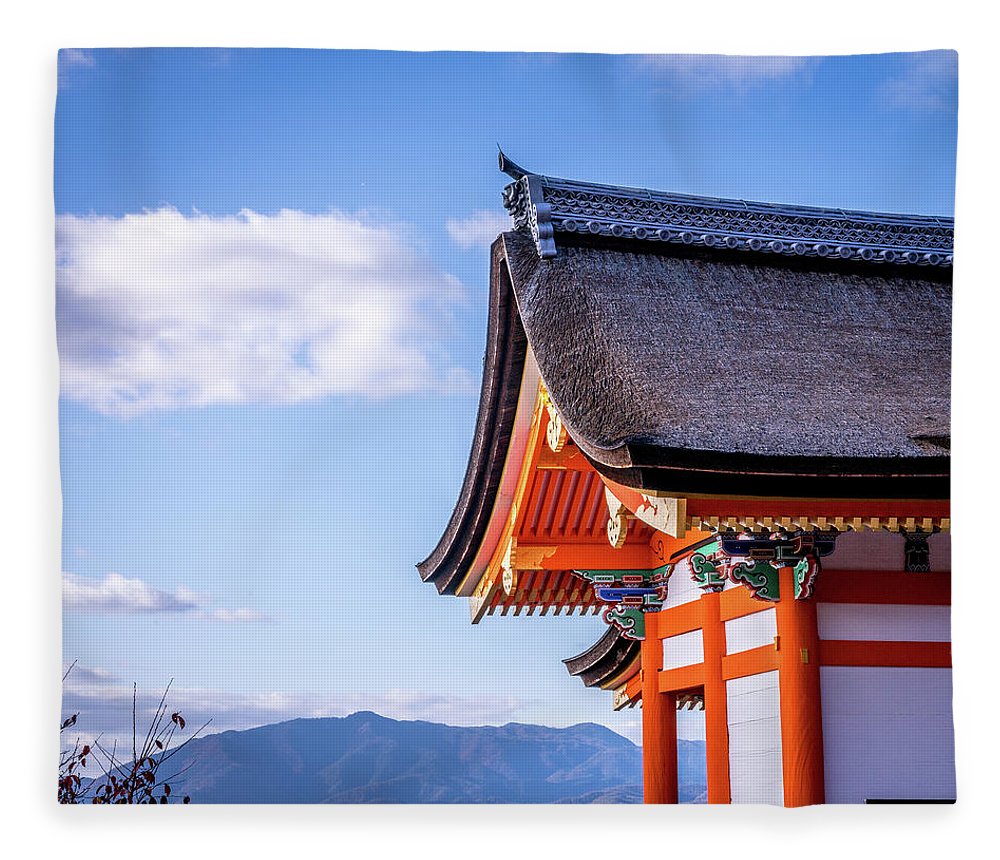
[497,150,954,266]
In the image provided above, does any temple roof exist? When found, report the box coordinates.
[563,626,640,690]
[498,150,953,266]
[417,158,951,593]
[505,230,951,497]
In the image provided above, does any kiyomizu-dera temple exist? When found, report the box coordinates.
[417,152,953,806]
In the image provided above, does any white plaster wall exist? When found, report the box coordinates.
[817,603,951,642]
[928,533,951,572]
[727,671,783,805]
[820,667,956,803]
[725,609,777,654]
[662,629,704,670]
[824,530,904,571]
[663,559,703,609]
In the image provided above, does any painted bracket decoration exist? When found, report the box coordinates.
[540,388,568,454]
[689,540,725,592]
[684,530,840,602]
[603,479,687,539]
[604,487,629,549]
[728,559,781,602]
[571,565,672,640]
[902,530,931,572]
[501,536,518,596]
[793,556,821,601]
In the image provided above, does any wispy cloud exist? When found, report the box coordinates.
[63,663,118,685]
[60,48,96,69]
[56,208,475,418]
[638,54,812,94]
[207,608,271,623]
[61,676,535,751]
[58,49,96,89]
[445,210,511,249]
[63,572,200,613]
[881,50,957,113]
[63,571,269,621]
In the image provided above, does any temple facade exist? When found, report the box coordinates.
[417,152,953,805]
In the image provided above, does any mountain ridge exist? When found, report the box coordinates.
[148,710,707,803]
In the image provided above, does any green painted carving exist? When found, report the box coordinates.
[793,556,820,600]
[603,605,646,640]
[690,553,726,592]
[729,560,780,602]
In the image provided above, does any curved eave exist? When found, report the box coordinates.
[416,236,529,594]
[563,626,641,689]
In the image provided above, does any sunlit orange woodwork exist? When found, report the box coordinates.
[641,611,678,804]
[775,566,825,808]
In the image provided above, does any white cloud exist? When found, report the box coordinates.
[59,49,95,69]
[445,210,512,249]
[56,208,475,417]
[881,50,957,113]
[639,54,811,92]
[63,572,200,613]
[206,607,271,623]
[63,571,269,621]
[61,678,535,751]
[63,662,117,685]
[58,49,96,89]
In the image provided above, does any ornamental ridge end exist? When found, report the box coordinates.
[497,154,953,267]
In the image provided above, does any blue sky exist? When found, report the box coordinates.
[56,48,957,746]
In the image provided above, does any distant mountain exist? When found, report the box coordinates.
[151,711,706,803]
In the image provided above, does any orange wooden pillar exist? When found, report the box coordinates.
[641,611,678,804]
[774,566,825,807]
[699,591,730,803]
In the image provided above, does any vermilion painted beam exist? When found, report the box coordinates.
[658,662,705,694]
[517,542,654,571]
[624,671,643,702]
[719,586,774,622]
[535,444,592,471]
[814,570,951,605]
[685,498,950,520]
[721,644,778,680]
[656,602,701,638]
[819,640,952,668]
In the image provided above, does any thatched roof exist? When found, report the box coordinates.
[505,230,951,498]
